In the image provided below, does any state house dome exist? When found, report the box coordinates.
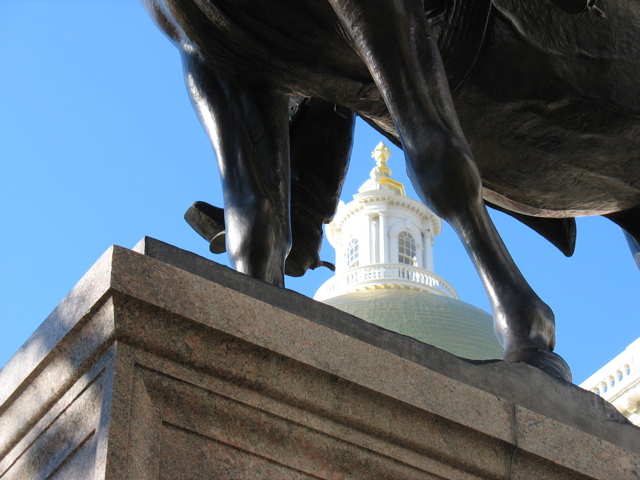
[315,143,503,360]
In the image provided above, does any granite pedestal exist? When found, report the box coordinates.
[1,237,638,479]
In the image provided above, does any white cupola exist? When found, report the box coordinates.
[315,142,457,301]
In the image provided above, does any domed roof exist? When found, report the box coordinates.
[317,142,503,361]
[323,288,503,360]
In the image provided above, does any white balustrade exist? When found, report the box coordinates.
[589,363,636,397]
[314,264,458,301]
[582,355,639,412]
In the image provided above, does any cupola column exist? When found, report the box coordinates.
[369,213,380,264]
[379,212,389,263]
[424,233,434,271]
[389,231,399,264]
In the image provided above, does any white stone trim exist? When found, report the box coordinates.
[580,337,640,425]
[314,263,458,301]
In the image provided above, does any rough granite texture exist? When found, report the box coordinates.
[0,237,638,480]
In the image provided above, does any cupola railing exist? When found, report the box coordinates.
[314,263,458,301]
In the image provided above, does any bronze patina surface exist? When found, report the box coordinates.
[141,0,640,381]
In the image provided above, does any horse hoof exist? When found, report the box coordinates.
[186,201,335,276]
[285,243,335,277]
[284,257,308,277]
[503,347,572,382]
[210,231,226,254]
[185,201,225,242]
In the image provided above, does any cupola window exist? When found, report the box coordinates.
[347,237,359,268]
[398,231,418,266]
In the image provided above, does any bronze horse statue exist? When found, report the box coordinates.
[141,0,640,381]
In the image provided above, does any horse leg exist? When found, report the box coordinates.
[604,206,640,245]
[181,51,291,286]
[604,207,640,268]
[329,0,570,380]
[287,98,356,276]
[182,96,354,277]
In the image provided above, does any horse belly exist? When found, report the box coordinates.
[491,0,640,111]
[453,2,640,216]
[455,85,640,216]
[159,0,371,96]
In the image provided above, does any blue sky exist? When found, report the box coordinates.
[1,0,638,384]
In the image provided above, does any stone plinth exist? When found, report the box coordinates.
[1,237,638,480]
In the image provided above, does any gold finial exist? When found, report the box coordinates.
[361,141,405,195]
[372,142,391,168]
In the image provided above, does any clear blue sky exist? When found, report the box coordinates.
[1,0,638,384]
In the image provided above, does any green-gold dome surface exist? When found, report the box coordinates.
[323,288,503,360]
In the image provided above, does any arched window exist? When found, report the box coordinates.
[398,231,417,266]
[347,237,359,268]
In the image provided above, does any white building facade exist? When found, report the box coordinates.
[580,338,640,426]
